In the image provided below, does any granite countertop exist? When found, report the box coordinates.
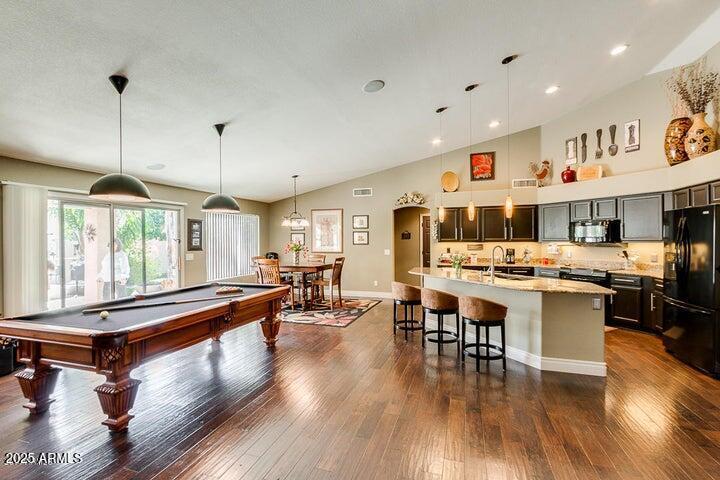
[607,268,663,279]
[409,267,615,295]
[437,261,664,279]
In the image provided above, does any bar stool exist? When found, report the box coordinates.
[391,282,423,340]
[459,296,507,372]
[420,288,460,356]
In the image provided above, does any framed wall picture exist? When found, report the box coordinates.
[187,219,203,251]
[470,152,495,181]
[353,231,369,245]
[290,232,305,245]
[352,215,369,229]
[311,209,343,253]
[624,119,640,152]
[565,137,577,165]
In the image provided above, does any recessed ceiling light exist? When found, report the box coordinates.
[489,120,500,128]
[431,138,442,146]
[545,85,559,94]
[362,79,385,93]
[610,44,628,56]
[146,163,165,170]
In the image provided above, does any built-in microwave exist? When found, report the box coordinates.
[570,219,622,244]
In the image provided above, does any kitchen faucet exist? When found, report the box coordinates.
[490,246,505,282]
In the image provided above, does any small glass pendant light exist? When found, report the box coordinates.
[89,75,152,202]
[502,54,518,219]
[436,106,448,223]
[465,83,478,222]
[202,123,240,213]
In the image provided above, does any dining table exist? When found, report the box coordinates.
[278,262,333,311]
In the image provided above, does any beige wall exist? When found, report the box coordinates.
[541,39,720,184]
[0,155,269,314]
[268,127,542,293]
[393,207,428,286]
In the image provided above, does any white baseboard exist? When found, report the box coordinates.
[422,317,606,377]
[330,289,392,299]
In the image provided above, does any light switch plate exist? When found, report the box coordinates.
[384,249,390,256]
[592,297,602,310]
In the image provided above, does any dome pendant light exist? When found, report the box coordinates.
[436,106,448,223]
[202,124,241,213]
[281,175,310,227]
[502,55,518,220]
[465,84,479,222]
[89,75,152,202]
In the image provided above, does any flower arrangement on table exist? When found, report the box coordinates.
[449,253,469,276]
[284,241,308,264]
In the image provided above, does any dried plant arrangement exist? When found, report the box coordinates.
[665,65,692,118]
[669,56,720,115]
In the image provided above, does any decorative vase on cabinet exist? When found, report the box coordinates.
[561,166,576,183]
[684,112,716,159]
[664,117,692,165]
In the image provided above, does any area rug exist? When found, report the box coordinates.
[280,298,382,327]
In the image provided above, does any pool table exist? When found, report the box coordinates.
[0,282,289,432]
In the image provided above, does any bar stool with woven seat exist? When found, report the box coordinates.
[459,296,507,371]
[391,282,423,340]
[420,288,460,356]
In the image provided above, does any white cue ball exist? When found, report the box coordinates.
[99,310,110,320]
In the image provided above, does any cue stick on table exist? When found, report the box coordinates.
[82,294,246,315]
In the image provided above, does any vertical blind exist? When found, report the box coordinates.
[206,213,259,280]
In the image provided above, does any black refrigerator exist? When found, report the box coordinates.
[663,205,720,376]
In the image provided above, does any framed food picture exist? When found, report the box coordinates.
[187,219,203,251]
[624,119,640,152]
[353,231,369,245]
[290,232,305,245]
[470,152,495,181]
[311,209,343,253]
[565,137,577,165]
[352,215,369,229]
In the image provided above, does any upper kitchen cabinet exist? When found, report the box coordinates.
[509,205,537,241]
[570,198,616,221]
[673,188,691,209]
[619,194,664,241]
[459,207,480,241]
[690,184,710,207]
[711,181,720,204]
[481,207,507,241]
[539,203,570,241]
[438,208,459,241]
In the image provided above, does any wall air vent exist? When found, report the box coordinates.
[353,188,373,197]
[511,178,539,188]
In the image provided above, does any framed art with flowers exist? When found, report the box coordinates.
[470,152,495,181]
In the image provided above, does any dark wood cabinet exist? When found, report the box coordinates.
[539,203,570,241]
[711,181,720,204]
[481,207,506,241]
[570,201,592,221]
[673,188,691,209]
[690,184,710,207]
[619,194,664,241]
[593,198,617,219]
[507,266,534,276]
[459,207,480,241]
[645,277,663,333]
[509,206,537,241]
[610,275,643,326]
[438,208,459,241]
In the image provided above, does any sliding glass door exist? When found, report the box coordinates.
[47,198,180,309]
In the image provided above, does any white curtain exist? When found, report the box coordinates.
[2,184,48,316]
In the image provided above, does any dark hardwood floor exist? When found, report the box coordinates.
[2,300,720,480]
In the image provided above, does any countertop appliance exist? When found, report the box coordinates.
[505,248,515,264]
[663,205,720,376]
[570,219,622,245]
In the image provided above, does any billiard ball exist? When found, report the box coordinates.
[99,310,110,320]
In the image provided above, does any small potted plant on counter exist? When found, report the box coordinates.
[449,253,469,278]
[284,240,307,265]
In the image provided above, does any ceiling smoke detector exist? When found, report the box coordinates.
[362,79,385,93]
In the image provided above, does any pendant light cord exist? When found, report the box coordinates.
[219,134,223,194]
[468,89,473,202]
[118,93,123,175]
[506,60,511,195]
[439,110,444,207]
[293,176,298,213]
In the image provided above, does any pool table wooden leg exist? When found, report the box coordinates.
[15,341,61,414]
[260,299,282,347]
[95,369,141,433]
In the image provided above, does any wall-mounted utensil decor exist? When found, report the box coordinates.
[595,129,603,159]
[565,137,577,165]
[624,119,640,152]
[580,133,587,162]
[608,125,618,156]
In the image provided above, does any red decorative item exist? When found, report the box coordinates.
[561,166,576,183]
[469,152,495,181]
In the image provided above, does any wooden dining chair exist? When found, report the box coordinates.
[306,254,327,301]
[251,256,264,282]
[311,257,345,310]
[256,258,296,307]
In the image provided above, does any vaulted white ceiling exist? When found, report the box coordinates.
[1,1,717,202]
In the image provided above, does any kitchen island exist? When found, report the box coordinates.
[409,267,614,376]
